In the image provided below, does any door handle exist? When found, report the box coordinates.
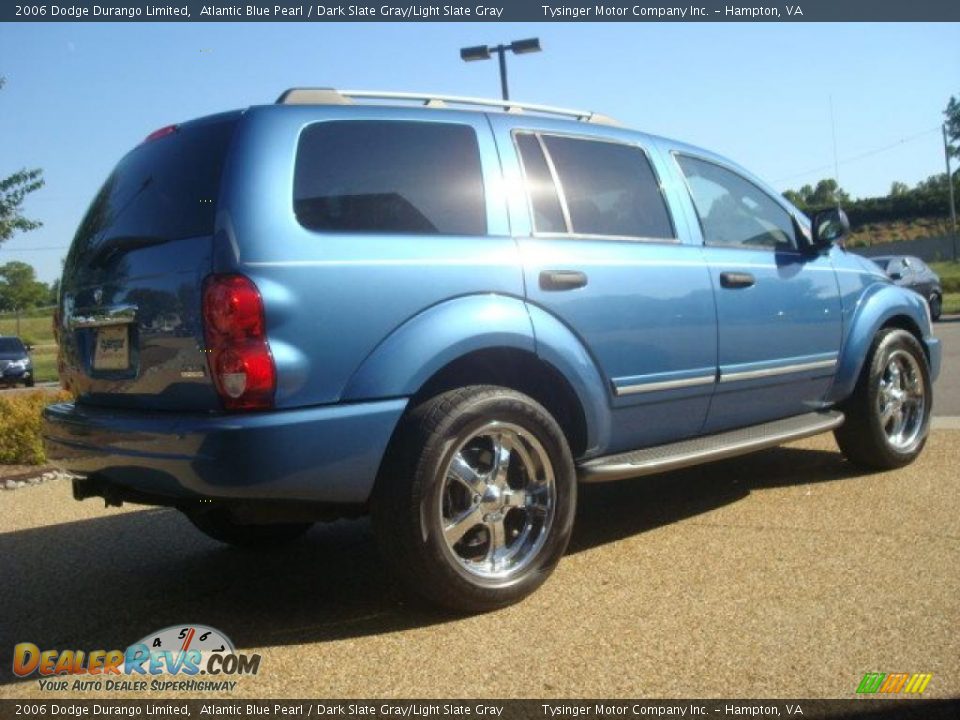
[719,271,756,289]
[540,270,588,291]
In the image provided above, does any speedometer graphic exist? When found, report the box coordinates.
[136,624,235,656]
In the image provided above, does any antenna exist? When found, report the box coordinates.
[829,95,841,208]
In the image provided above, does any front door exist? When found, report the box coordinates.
[672,153,843,433]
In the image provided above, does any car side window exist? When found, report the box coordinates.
[515,132,675,240]
[294,120,486,235]
[515,133,566,234]
[676,154,797,251]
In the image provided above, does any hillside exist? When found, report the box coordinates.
[846,217,954,248]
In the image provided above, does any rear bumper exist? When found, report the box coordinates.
[42,399,407,505]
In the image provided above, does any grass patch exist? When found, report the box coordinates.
[0,389,73,465]
[0,306,56,347]
[29,345,59,383]
[942,292,960,316]
[930,261,960,294]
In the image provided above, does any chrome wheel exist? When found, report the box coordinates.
[877,349,926,452]
[438,421,555,581]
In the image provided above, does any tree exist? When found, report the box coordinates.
[890,181,910,196]
[808,178,850,207]
[0,76,45,246]
[0,261,49,311]
[945,95,960,161]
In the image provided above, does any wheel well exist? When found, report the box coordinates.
[880,315,928,360]
[410,347,589,458]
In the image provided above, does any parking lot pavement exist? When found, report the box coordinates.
[934,317,960,416]
[1,431,957,699]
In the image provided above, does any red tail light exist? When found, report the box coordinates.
[144,124,178,143]
[202,274,275,410]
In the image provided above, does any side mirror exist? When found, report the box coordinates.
[810,207,850,250]
[24,344,33,352]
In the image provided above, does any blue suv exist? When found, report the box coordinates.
[43,89,941,612]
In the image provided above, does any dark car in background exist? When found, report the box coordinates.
[869,256,943,321]
[0,336,35,388]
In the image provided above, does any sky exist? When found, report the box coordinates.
[0,21,958,283]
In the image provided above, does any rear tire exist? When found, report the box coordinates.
[372,385,576,613]
[834,328,931,471]
[25,378,35,388]
[184,509,313,549]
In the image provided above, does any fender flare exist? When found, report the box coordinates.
[341,294,612,456]
[827,283,932,403]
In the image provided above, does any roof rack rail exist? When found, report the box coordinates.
[275,88,620,126]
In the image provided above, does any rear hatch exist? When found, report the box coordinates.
[58,112,239,410]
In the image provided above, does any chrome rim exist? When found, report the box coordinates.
[877,349,926,452]
[437,421,555,581]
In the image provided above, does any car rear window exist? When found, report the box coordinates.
[69,116,237,262]
[293,120,486,235]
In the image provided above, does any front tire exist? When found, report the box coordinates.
[184,509,313,549]
[929,294,942,322]
[372,385,577,613]
[834,328,931,471]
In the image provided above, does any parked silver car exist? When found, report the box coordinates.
[869,256,943,321]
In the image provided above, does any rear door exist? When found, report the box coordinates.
[58,113,239,410]
[489,115,718,453]
[671,152,843,433]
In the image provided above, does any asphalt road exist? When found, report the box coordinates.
[1,431,957,699]
[933,317,960,415]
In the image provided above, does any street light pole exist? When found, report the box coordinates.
[460,38,541,102]
[496,45,509,101]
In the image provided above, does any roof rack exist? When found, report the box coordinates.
[275,88,620,126]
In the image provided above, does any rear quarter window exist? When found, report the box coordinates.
[293,120,487,235]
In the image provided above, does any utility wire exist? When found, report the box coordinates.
[0,246,68,251]
[774,126,942,184]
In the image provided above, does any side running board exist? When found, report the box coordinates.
[578,411,844,483]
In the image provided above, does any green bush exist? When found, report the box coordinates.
[0,390,73,465]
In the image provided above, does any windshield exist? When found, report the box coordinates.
[0,338,26,354]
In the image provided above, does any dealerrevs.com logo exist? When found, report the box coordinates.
[13,624,261,693]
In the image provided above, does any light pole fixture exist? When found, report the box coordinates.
[459,38,542,101]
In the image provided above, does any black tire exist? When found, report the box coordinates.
[25,378,35,388]
[184,509,312,549]
[834,328,931,471]
[372,385,577,613]
[929,294,942,322]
